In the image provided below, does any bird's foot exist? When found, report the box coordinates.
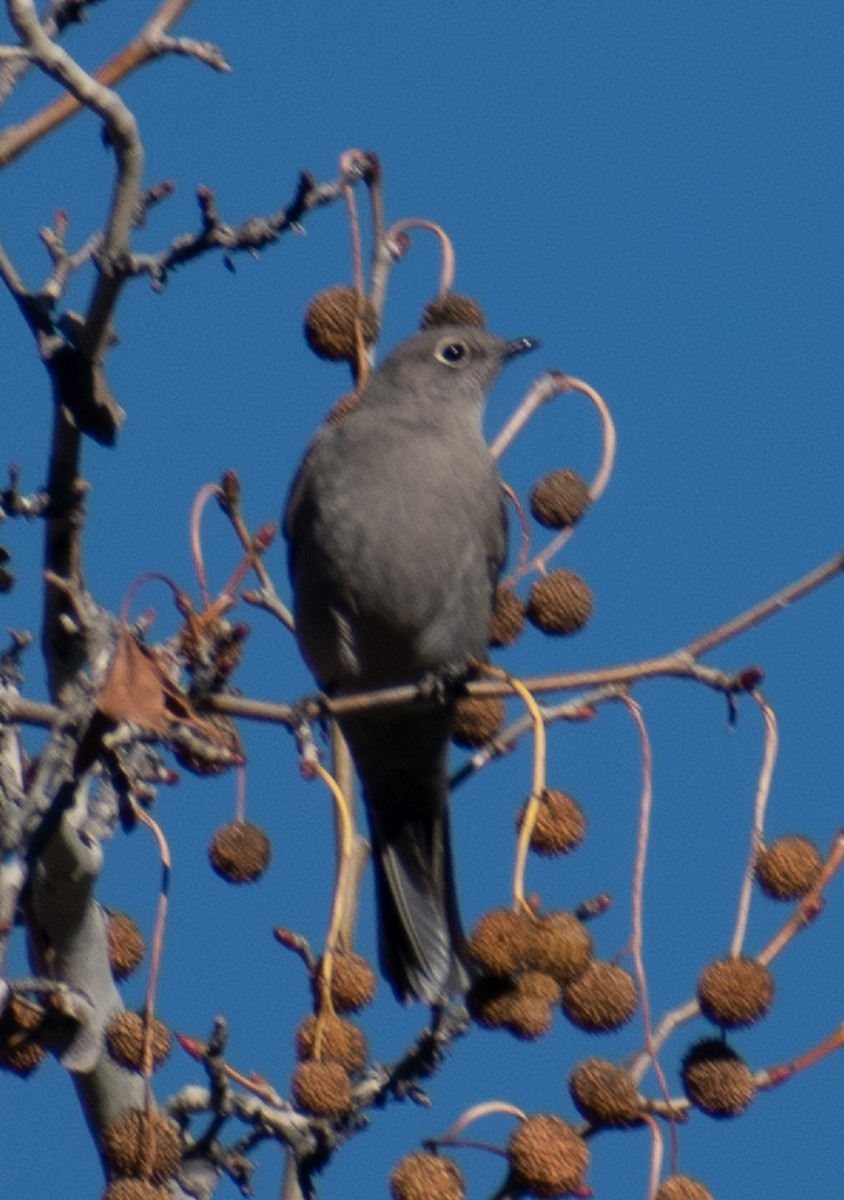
[417,662,473,706]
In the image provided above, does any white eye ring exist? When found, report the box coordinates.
[435,339,469,366]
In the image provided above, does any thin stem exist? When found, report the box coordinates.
[189,483,222,609]
[642,1114,665,1200]
[311,760,356,1018]
[339,150,366,298]
[518,375,617,580]
[490,371,567,460]
[133,805,172,1111]
[478,666,546,912]
[370,216,456,318]
[730,693,778,957]
[437,1100,527,1145]
[384,218,455,295]
[763,1022,844,1087]
[619,694,677,1162]
[686,549,844,660]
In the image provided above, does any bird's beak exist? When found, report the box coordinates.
[504,336,541,359]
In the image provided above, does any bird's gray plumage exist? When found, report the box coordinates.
[285,324,538,1003]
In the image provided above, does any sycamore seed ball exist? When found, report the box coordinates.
[655,1177,716,1200]
[101,1110,181,1183]
[294,1012,368,1073]
[467,975,519,1031]
[560,961,638,1032]
[208,820,271,884]
[389,1151,466,1200]
[517,788,587,857]
[304,286,379,362]
[106,910,146,981]
[291,1059,353,1118]
[696,956,775,1029]
[489,583,526,647]
[526,911,593,985]
[681,1038,756,1118]
[105,1011,172,1072]
[517,971,562,1004]
[569,1057,642,1127]
[452,695,506,748]
[527,569,593,635]
[468,908,537,976]
[467,976,555,1041]
[505,996,555,1041]
[318,950,377,1013]
[756,835,823,900]
[421,292,486,330]
[529,469,591,529]
[507,1114,589,1198]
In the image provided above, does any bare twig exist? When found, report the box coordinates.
[125,166,364,290]
[6,0,144,360]
[0,0,223,169]
[0,0,107,106]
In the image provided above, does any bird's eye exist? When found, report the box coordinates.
[436,340,469,366]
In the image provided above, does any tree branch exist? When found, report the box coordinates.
[0,0,224,168]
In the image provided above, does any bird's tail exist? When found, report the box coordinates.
[341,704,471,1006]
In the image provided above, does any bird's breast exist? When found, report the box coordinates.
[291,419,504,689]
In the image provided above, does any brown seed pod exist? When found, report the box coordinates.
[452,695,506,748]
[0,995,47,1077]
[560,961,638,1032]
[507,1114,589,1198]
[516,788,587,857]
[529,469,591,529]
[208,820,272,884]
[527,569,593,635]
[420,292,486,330]
[102,1181,171,1200]
[106,910,146,982]
[755,835,823,900]
[466,974,519,1031]
[389,1151,466,1200]
[468,975,555,1040]
[290,1059,353,1117]
[316,950,377,1014]
[517,971,562,1004]
[489,583,526,648]
[696,956,775,1029]
[568,1057,642,1127]
[655,1177,716,1200]
[681,1038,756,1118]
[526,911,593,985]
[467,908,536,976]
[100,1110,182,1183]
[304,286,379,361]
[105,1011,172,1072]
[504,995,555,1041]
[294,1012,368,1072]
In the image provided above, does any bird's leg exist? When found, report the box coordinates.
[417,661,474,707]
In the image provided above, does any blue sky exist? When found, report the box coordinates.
[2,3,843,1198]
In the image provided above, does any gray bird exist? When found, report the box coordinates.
[285,324,538,1004]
